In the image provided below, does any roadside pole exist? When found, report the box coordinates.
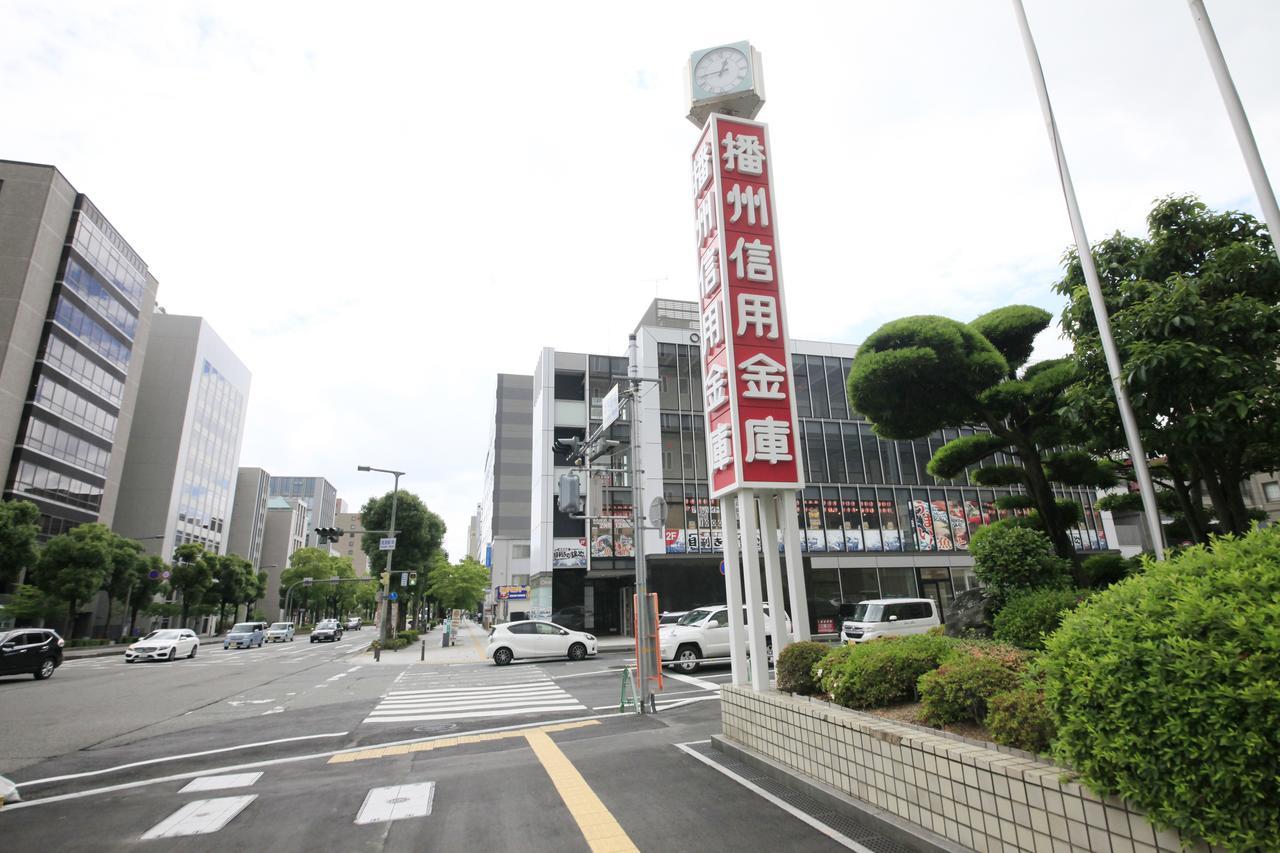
[627,333,652,713]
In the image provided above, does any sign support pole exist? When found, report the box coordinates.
[720,495,747,686]
[758,491,790,654]
[780,490,810,641]
[737,490,770,690]
[628,333,653,713]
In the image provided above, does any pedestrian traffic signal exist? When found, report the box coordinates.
[408,571,417,586]
[314,527,342,543]
[557,472,583,514]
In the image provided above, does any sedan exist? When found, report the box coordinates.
[224,623,265,649]
[265,622,295,643]
[487,620,597,666]
[126,629,199,662]
[310,621,343,643]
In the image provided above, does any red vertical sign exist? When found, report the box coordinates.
[692,114,804,499]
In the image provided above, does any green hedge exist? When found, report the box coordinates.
[918,653,1021,726]
[67,638,110,647]
[993,588,1089,650]
[814,644,855,696]
[398,630,421,644]
[775,641,830,695]
[828,634,955,709]
[380,637,409,650]
[986,686,1055,754]
[1042,528,1280,849]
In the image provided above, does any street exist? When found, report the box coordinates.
[0,623,864,852]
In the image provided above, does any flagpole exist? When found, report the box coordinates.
[1187,0,1280,255]
[1010,0,1166,559]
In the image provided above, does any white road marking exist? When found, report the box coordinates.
[674,742,871,852]
[665,671,722,691]
[362,677,584,724]
[354,782,436,825]
[16,732,348,789]
[140,795,257,839]
[326,673,347,681]
[179,772,262,793]
[261,707,284,715]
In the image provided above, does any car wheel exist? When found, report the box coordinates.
[310,637,316,643]
[189,644,198,659]
[674,644,702,673]
[493,647,513,666]
[167,647,176,661]
[567,642,587,662]
[34,657,56,680]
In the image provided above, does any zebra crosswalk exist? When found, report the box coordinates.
[363,674,585,724]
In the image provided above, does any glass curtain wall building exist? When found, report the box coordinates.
[522,300,1110,636]
[267,476,337,549]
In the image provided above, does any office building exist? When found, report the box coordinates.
[512,299,1110,636]
[0,160,160,540]
[476,373,534,622]
[267,475,337,549]
[259,497,306,618]
[114,315,250,562]
[334,511,370,576]
[226,466,271,569]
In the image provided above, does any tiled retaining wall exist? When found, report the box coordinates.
[721,686,1219,853]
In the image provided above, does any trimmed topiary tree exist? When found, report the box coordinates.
[986,686,1055,754]
[968,523,1072,602]
[917,653,1021,726]
[1041,527,1280,849]
[828,634,956,709]
[814,644,856,696]
[1079,552,1134,588]
[775,641,830,695]
[992,588,1089,650]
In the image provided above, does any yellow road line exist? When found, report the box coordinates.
[326,720,598,764]
[523,729,639,853]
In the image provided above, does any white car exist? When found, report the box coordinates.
[659,604,790,673]
[265,622,295,643]
[487,620,597,665]
[841,598,941,643]
[125,629,199,662]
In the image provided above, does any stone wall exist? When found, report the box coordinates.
[720,685,1219,853]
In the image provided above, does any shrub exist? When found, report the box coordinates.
[1080,553,1131,588]
[992,588,1088,650]
[814,644,856,696]
[986,686,1054,753]
[398,630,420,643]
[1042,528,1280,850]
[951,639,1032,671]
[968,523,1072,601]
[775,641,829,695]
[828,634,955,709]
[917,653,1020,726]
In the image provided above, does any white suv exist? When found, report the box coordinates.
[659,604,790,672]
[841,598,940,643]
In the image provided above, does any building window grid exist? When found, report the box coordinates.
[60,258,138,341]
[41,332,125,406]
[52,297,131,371]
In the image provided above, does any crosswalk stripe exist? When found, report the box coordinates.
[371,697,581,713]
[140,795,256,839]
[383,686,566,700]
[362,676,584,724]
[364,705,582,723]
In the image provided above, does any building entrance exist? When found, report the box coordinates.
[918,567,955,623]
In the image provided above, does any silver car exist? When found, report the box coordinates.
[265,622,295,643]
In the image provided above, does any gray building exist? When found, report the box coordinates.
[267,475,337,549]
[334,510,370,577]
[226,466,271,569]
[114,315,251,563]
[260,496,306,619]
[0,159,159,542]
[477,373,533,622]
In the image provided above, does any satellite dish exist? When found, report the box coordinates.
[647,497,668,529]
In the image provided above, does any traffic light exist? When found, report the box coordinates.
[408,571,417,586]
[557,472,583,514]
[314,527,342,543]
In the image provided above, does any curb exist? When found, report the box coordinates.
[62,646,127,659]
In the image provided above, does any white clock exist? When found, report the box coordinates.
[694,46,750,95]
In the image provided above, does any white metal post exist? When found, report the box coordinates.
[627,333,652,713]
[780,490,810,641]
[758,492,790,655]
[737,489,771,690]
[1011,0,1166,560]
[720,495,747,686]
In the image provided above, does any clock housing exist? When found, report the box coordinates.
[685,41,765,128]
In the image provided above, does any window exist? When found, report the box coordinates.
[512,544,530,559]
[508,623,537,634]
[535,623,565,635]
[554,371,585,401]
[1264,482,1280,502]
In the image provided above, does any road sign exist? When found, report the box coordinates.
[303,576,314,586]
[602,383,621,429]
[161,570,171,580]
[719,560,726,576]
[148,570,160,580]
[379,537,396,551]
[400,572,408,586]
[647,497,667,529]
[388,591,399,602]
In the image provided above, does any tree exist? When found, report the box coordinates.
[101,535,145,637]
[241,570,267,622]
[206,554,254,632]
[1,584,63,626]
[30,523,115,637]
[278,548,355,621]
[169,543,213,629]
[358,491,446,582]
[847,308,1113,560]
[1054,195,1280,540]
[0,499,41,587]
[127,556,165,637]
[425,557,489,612]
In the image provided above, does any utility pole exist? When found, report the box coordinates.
[627,333,654,713]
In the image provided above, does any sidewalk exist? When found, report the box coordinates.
[358,618,492,666]
[62,644,127,659]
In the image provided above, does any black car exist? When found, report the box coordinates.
[0,629,65,680]
[310,621,343,643]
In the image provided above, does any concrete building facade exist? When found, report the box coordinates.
[113,314,251,563]
[226,466,271,569]
[477,373,534,623]
[259,496,306,619]
[334,510,370,577]
[0,160,159,541]
[267,475,337,549]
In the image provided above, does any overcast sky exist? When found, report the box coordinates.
[3,1,1276,558]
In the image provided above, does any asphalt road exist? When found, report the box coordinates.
[0,628,851,852]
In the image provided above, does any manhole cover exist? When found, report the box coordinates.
[413,722,459,734]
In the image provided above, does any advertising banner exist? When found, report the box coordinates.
[497,585,529,600]
[551,538,588,569]
[692,114,805,498]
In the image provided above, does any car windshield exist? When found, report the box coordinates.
[678,609,713,626]
[231,623,256,633]
[659,613,684,625]
[851,603,884,622]
[143,630,184,640]
[270,623,291,630]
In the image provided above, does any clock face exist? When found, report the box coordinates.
[694,47,749,96]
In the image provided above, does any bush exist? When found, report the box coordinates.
[917,653,1021,726]
[1042,528,1280,850]
[398,630,420,644]
[951,639,1032,671]
[986,686,1055,753]
[992,588,1088,650]
[814,644,856,696]
[775,641,830,695]
[379,637,409,650]
[67,638,110,647]
[1080,553,1132,588]
[968,523,1072,601]
[828,634,955,709]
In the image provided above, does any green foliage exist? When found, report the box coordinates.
[424,557,489,611]
[1079,553,1133,588]
[31,523,116,636]
[827,634,956,709]
[1041,527,1280,849]
[813,643,856,696]
[847,315,1008,439]
[1042,451,1114,489]
[359,490,446,580]
[918,653,1021,726]
[0,499,40,586]
[970,465,1025,487]
[993,494,1034,510]
[969,524,1071,601]
[398,630,420,644]
[775,641,830,695]
[1,584,63,625]
[278,548,358,619]
[986,687,1055,754]
[169,543,213,628]
[992,588,1088,650]
[968,305,1051,371]
[926,433,1008,480]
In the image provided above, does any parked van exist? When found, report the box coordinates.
[841,598,940,644]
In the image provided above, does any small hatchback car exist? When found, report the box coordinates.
[487,621,597,665]
[841,598,941,643]
[224,622,266,649]
[265,622,295,643]
[310,620,343,642]
[0,629,64,680]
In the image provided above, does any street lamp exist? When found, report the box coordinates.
[358,464,404,661]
